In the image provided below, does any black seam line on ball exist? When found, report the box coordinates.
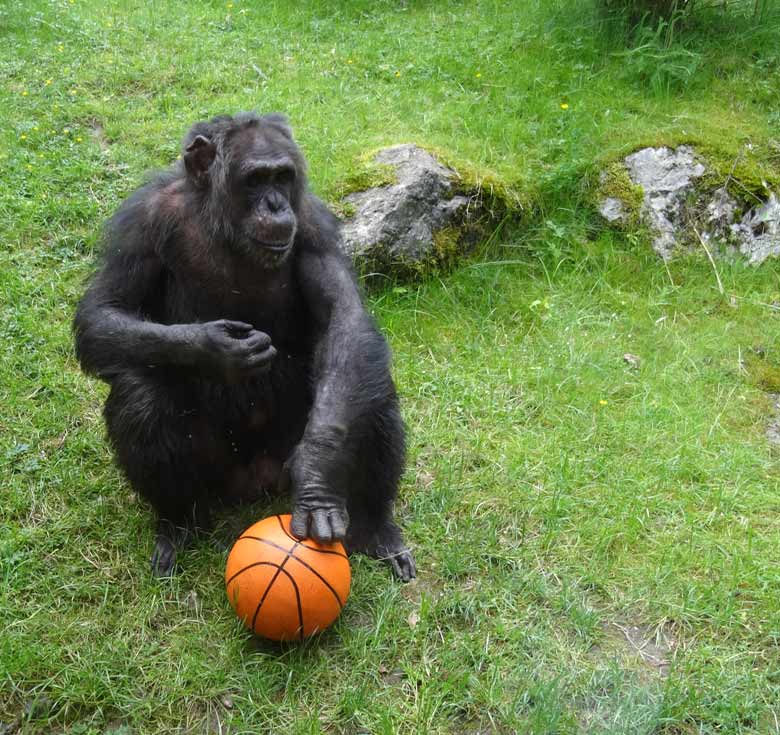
[227,560,303,637]
[262,565,303,640]
[236,529,349,560]
[244,563,303,639]
[226,560,281,587]
[225,552,303,635]
[274,514,349,558]
[242,535,345,610]
[291,566,304,642]
[248,542,303,635]
[235,526,347,559]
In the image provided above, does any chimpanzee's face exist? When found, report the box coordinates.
[229,125,302,268]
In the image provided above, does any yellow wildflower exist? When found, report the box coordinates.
[599,400,608,406]
[560,103,569,110]
[20,134,27,140]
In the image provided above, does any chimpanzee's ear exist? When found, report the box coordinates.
[183,134,216,185]
[264,113,293,140]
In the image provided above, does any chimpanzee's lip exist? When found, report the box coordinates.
[256,239,291,251]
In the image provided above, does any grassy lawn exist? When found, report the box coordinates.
[2,1,780,733]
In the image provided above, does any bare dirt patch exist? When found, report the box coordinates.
[88,119,110,152]
[592,621,676,679]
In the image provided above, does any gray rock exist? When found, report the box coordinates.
[624,146,706,259]
[731,192,780,265]
[768,395,780,446]
[602,145,780,265]
[599,197,628,223]
[340,145,474,271]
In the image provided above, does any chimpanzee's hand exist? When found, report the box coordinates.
[189,319,276,380]
[281,438,350,544]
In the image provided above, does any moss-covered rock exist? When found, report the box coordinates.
[598,145,780,263]
[595,160,646,228]
[336,145,504,280]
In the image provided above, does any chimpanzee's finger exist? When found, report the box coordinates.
[328,508,349,540]
[223,320,254,336]
[243,331,272,352]
[244,345,277,372]
[310,509,333,543]
[290,509,310,540]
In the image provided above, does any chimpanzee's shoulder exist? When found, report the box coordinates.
[297,192,342,251]
[103,171,187,254]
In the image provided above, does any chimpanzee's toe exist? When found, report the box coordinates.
[151,535,177,578]
[388,548,417,582]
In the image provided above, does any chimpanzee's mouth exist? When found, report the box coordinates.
[257,240,291,251]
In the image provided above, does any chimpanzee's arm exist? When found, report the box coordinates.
[74,190,274,381]
[74,241,194,378]
[289,209,397,542]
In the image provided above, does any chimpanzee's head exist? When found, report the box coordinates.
[182,112,307,267]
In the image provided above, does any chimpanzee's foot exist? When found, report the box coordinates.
[346,518,417,582]
[382,545,417,582]
[150,519,199,577]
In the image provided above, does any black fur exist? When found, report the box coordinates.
[73,112,415,580]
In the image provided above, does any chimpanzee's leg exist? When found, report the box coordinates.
[345,397,416,581]
[103,369,230,577]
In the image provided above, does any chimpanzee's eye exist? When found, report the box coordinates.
[275,169,295,189]
[246,171,265,189]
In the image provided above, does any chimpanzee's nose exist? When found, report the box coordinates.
[267,190,284,213]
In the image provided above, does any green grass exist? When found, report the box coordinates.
[2,1,780,733]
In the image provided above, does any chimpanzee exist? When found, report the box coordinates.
[73,112,416,581]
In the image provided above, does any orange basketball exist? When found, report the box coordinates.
[225,514,351,641]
